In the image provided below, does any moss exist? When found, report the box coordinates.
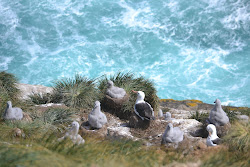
[188,99,203,103]
[186,103,198,107]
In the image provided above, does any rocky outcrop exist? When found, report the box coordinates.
[17,83,53,100]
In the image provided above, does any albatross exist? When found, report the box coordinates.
[58,121,85,145]
[206,124,221,146]
[88,101,107,129]
[207,99,229,126]
[162,123,184,144]
[3,101,23,120]
[106,80,126,99]
[132,90,154,120]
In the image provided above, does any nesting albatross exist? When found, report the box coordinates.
[162,123,184,144]
[88,101,107,129]
[206,124,221,146]
[58,121,85,145]
[132,90,154,120]
[207,99,229,126]
[3,101,23,120]
[106,80,126,99]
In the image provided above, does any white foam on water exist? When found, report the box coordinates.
[0,57,13,71]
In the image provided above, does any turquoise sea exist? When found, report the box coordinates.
[0,0,249,106]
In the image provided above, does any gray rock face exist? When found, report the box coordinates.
[17,83,53,100]
[208,99,229,126]
[162,123,184,144]
[88,101,107,129]
[58,121,85,145]
[236,115,249,122]
[106,80,126,99]
[3,101,23,120]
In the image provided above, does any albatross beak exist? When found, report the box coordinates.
[132,90,138,93]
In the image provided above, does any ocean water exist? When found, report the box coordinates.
[0,0,249,107]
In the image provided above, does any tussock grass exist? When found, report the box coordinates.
[190,111,209,124]
[223,106,238,123]
[223,121,249,153]
[42,108,76,125]
[52,74,98,109]
[0,71,21,116]
[28,93,51,105]
[202,121,250,167]
[0,71,19,98]
[98,72,159,114]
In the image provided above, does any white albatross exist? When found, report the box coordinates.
[132,90,155,120]
[58,121,85,145]
[206,124,221,146]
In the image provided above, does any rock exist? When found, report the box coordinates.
[167,108,196,119]
[215,123,231,137]
[107,124,135,140]
[236,115,249,123]
[197,140,207,150]
[171,119,203,135]
[17,83,53,100]
[101,94,130,119]
[13,128,24,138]
[129,113,150,129]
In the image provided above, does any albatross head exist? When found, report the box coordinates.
[69,121,80,135]
[132,90,145,101]
[94,101,101,107]
[107,80,114,88]
[7,101,12,108]
[206,124,217,137]
[214,99,221,106]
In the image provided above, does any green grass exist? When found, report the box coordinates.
[190,111,209,124]
[98,72,159,114]
[52,74,98,109]
[223,121,249,153]
[0,71,19,98]
[202,121,250,167]
[28,93,51,105]
[0,71,21,116]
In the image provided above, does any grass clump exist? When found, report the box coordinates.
[223,121,249,153]
[223,106,239,123]
[28,93,51,105]
[52,74,98,109]
[42,108,76,125]
[0,71,21,116]
[202,121,250,167]
[98,72,159,114]
[0,71,19,98]
[190,111,209,124]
